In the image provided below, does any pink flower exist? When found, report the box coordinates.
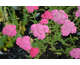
[51,9,58,16]
[16,37,22,45]
[61,20,77,36]
[25,6,39,13]
[75,6,80,17]
[43,25,49,33]
[16,36,32,51]
[33,6,39,10]
[30,47,39,58]
[75,10,80,17]
[69,48,80,59]
[77,6,80,10]
[2,24,17,37]
[51,9,68,25]
[31,23,49,40]
[41,10,53,19]
[40,19,48,24]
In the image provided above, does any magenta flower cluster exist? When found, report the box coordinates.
[16,36,32,51]
[16,36,40,58]
[40,19,48,24]
[51,9,68,25]
[30,47,39,58]
[41,10,53,19]
[2,24,17,37]
[61,20,77,36]
[69,48,80,59]
[75,6,80,17]
[25,6,39,13]
[31,23,49,40]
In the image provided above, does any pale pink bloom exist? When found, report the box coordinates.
[25,6,39,13]
[16,37,22,45]
[75,6,80,17]
[43,25,49,33]
[38,33,45,40]
[31,23,49,40]
[2,24,17,37]
[61,20,77,36]
[40,19,48,24]
[51,9,58,16]
[23,36,30,40]
[75,10,80,17]
[33,6,39,10]
[41,10,53,19]
[16,36,32,51]
[30,47,39,58]
[51,9,68,25]
[69,48,80,59]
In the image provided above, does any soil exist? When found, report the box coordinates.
[0,43,29,59]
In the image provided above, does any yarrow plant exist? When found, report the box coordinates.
[40,19,48,24]
[31,23,49,40]
[41,10,53,19]
[16,36,32,51]
[25,6,39,13]
[75,6,80,17]
[69,48,80,59]
[51,9,68,25]
[30,47,39,58]
[0,6,80,59]
[16,36,39,58]
[61,20,77,36]
[2,24,17,37]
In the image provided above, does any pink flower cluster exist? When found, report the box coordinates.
[61,20,77,36]
[41,10,53,19]
[30,47,39,58]
[31,23,49,40]
[16,36,32,51]
[75,6,80,17]
[25,6,39,13]
[51,9,68,25]
[69,48,80,59]
[2,24,17,37]
[40,19,48,24]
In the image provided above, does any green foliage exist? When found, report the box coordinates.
[1,35,8,42]
[65,46,76,54]
[22,6,29,25]
[0,38,4,49]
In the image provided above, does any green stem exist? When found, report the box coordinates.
[32,12,37,24]
[73,17,77,23]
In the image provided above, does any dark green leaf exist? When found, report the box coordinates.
[0,39,4,49]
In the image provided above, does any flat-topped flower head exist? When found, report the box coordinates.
[51,9,68,25]
[41,10,53,19]
[40,19,48,24]
[30,47,39,58]
[25,6,39,13]
[16,36,32,51]
[69,48,80,59]
[31,23,49,40]
[2,24,17,37]
[61,20,77,36]
[51,9,58,16]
